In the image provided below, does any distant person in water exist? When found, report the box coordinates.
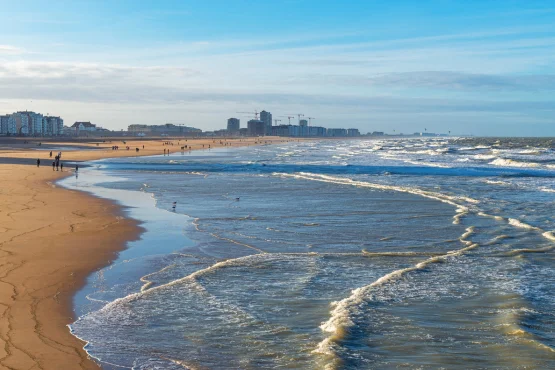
[75,164,79,173]
[172,201,177,211]
[37,158,40,167]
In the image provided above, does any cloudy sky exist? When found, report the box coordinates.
[1,0,554,136]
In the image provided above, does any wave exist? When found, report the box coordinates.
[458,146,490,151]
[508,218,540,230]
[504,246,554,256]
[484,180,511,186]
[314,227,479,367]
[473,154,497,160]
[518,149,544,155]
[99,161,555,178]
[542,231,555,242]
[275,173,477,227]
[401,160,452,168]
[490,158,541,168]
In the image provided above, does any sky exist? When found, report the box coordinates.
[0,0,554,136]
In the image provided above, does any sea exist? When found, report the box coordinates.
[59,137,555,369]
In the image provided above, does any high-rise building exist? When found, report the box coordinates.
[259,110,272,135]
[27,112,44,135]
[227,118,240,133]
[44,116,64,135]
[0,111,64,136]
[7,112,30,135]
[299,119,308,127]
[0,115,9,134]
[247,119,265,136]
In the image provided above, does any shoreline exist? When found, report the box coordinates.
[0,165,141,369]
[0,137,285,369]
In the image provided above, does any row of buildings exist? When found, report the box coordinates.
[0,111,64,136]
[269,124,360,137]
[0,110,108,137]
[227,112,360,137]
[128,123,202,136]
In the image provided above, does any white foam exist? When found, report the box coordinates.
[477,212,504,221]
[315,227,478,362]
[489,158,540,168]
[311,172,474,226]
[542,231,555,242]
[518,149,543,155]
[485,180,511,186]
[402,160,452,168]
[508,218,540,230]
[275,172,479,223]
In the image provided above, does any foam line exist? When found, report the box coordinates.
[314,227,478,366]
[275,172,477,225]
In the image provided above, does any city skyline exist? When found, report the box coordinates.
[1,1,555,136]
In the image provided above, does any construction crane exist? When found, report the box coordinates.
[236,110,259,120]
[276,115,296,125]
[307,117,315,126]
[273,119,282,126]
[286,114,305,124]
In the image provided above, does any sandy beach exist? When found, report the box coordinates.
[0,137,286,369]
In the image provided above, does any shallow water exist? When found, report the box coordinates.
[60,138,555,369]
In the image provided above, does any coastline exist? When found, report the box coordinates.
[0,164,140,369]
[0,137,285,369]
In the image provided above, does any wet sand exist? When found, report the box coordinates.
[0,137,287,369]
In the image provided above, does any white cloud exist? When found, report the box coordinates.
[0,45,26,55]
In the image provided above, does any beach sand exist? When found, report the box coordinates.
[0,137,287,369]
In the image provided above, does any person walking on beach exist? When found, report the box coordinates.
[49,151,52,158]
[52,161,55,171]
[37,158,40,167]
[60,163,63,171]
[55,161,59,171]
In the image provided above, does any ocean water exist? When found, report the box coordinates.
[59,138,555,369]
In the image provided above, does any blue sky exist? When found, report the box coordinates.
[1,0,554,135]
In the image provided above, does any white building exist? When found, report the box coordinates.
[7,112,30,135]
[0,111,64,136]
[72,121,96,134]
[44,116,64,135]
[29,112,44,135]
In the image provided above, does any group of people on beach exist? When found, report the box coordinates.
[36,151,78,174]
[53,152,63,171]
